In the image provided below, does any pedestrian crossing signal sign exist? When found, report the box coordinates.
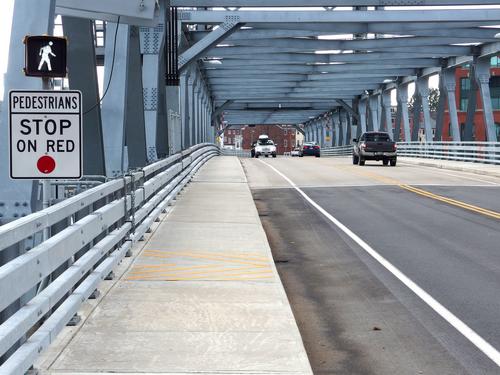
[24,35,67,78]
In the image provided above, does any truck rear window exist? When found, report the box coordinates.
[365,134,390,142]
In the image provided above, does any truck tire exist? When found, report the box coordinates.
[353,155,359,164]
[390,159,397,166]
[383,159,389,166]
[359,157,365,166]
[272,154,277,158]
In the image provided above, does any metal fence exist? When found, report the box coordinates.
[0,143,219,375]
[320,145,353,157]
[321,142,500,165]
[397,142,500,165]
[220,148,251,158]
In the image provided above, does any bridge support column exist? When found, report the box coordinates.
[346,113,353,144]
[435,77,446,141]
[396,85,411,142]
[474,57,498,141]
[441,68,461,141]
[63,16,106,176]
[181,72,191,149]
[368,95,380,132]
[381,90,393,139]
[102,23,147,177]
[140,23,165,161]
[416,77,434,142]
[464,61,478,141]
[333,113,340,147]
[340,110,348,146]
[188,77,197,147]
[358,99,368,134]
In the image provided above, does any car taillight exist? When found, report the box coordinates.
[361,143,366,149]
[314,146,320,149]
[393,144,397,151]
[303,146,309,149]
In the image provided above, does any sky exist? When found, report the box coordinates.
[1,3,498,101]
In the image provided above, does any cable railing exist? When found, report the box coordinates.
[320,145,353,157]
[220,148,251,158]
[0,143,219,375]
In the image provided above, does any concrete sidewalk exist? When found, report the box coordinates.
[399,157,500,178]
[37,156,312,375]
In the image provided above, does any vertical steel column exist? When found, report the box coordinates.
[397,86,411,141]
[101,23,130,176]
[441,68,461,141]
[416,77,434,142]
[368,95,380,131]
[333,113,340,146]
[411,90,422,141]
[188,76,196,146]
[381,90,393,139]
[358,99,368,134]
[464,62,478,141]
[474,56,498,141]
[435,77,446,141]
[0,0,55,225]
[346,113,353,144]
[63,16,106,176]
[125,26,148,168]
[140,23,165,161]
[340,110,348,146]
[180,71,190,149]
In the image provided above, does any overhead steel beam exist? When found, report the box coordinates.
[179,21,243,71]
[56,0,158,25]
[173,0,500,5]
[181,10,500,24]
[211,99,234,121]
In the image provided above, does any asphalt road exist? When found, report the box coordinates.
[241,156,500,375]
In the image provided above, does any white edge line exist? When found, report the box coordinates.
[258,159,500,368]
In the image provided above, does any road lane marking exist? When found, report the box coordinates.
[259,159,500,368]
[400,185,500,220]
[342,166,500,220]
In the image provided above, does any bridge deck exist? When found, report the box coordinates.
[36,156,312,375]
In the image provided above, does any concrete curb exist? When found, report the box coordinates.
[399,158,500,179]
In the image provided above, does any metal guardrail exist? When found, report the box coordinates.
[220,148,251,158]
[320,145,353,157]
[397,141,500,165]
[322,142,500,165]
[0,143,219,375]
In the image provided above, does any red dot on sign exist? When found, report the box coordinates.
[37,155,56,174]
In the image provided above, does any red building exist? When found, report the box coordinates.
[442,57,500,141]
[241,125,296,155]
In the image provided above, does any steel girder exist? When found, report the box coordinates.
[180,8,500,126]
[173,0,500,5]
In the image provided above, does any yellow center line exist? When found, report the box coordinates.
[339,165,500,220]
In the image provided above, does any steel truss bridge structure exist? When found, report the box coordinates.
[1,1,500,374]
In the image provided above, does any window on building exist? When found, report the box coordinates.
[459,77,470,111]
[491,56,500,68]
[490,77,500,110]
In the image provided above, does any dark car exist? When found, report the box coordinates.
[300,142,320,157]
[353,132,397,166]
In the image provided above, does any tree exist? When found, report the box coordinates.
[408,88,440,113]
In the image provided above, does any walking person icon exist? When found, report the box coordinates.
[38,41,56,71]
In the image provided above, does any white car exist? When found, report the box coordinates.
[254,138,277,158]
[291,147,300,157]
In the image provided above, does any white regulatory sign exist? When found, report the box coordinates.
[9,90,82,179]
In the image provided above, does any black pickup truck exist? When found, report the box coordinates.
[353,131,397,166]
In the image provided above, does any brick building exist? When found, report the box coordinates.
[442,57,500,141]
[223,126,243,149]
[241,125,297,155]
